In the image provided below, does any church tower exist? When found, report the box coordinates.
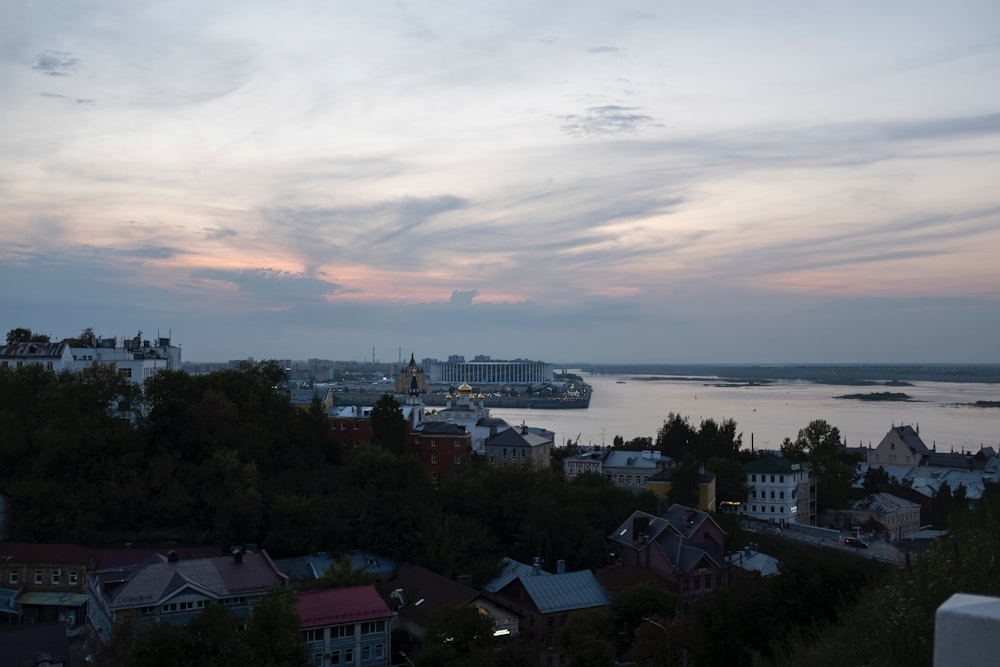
[394,352,428,393]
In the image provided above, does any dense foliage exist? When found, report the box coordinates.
[0,362,650,580]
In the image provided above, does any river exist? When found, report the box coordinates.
[491,371,1000,453]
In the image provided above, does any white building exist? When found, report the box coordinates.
[426,357,554,385]
[0,341,73,371]
[69,331,181,385]
[741,457,815,526]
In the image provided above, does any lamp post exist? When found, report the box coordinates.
[641,617,671,666]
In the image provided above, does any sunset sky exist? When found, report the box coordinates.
[3,1,999,364]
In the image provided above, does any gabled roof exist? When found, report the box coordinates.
[297,586,392,629]
[884,425,930,454]
[852,493,920,513]
[379,565,479,628]
[98,551,287,610]
[484,427,550,448]
[608,505,726,572]
[517,570,610,614]
[483,558,547,593]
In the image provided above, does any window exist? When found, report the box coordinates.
[770,475,775,482]
[35,569,43,584]
[375,644,384,658]
[751,474,756,482]
[430,454,437,464]
[360,621,385,634]
[770,491,775,499]
[9,570,18,585]
[345,648,353,663]
[431,440,437,447]
[313,653,323,667]
[330,650,340,664]
[362,646,370,661]
[751,490,756,499]
[779,491,785,499]
[454,456,461,464]
[69,571,78,585]
[51,569,61,584]
[779,475,784,483]
[891,442,895,450]
[304,629,324,642]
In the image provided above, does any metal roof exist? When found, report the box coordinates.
[518,570,610,614]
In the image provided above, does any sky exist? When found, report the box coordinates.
[2,1,999,365]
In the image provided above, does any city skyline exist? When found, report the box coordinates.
[2,1,999,363]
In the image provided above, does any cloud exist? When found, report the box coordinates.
[449,289,479,306]
[192,268,344,303]
[203,227,238,240]
[559,105,658,138]
[588,46,623,54]
[32,50,79,76]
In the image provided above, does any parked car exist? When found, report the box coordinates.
[844,537,868,549]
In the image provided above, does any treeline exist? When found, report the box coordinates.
[0,362,652,582]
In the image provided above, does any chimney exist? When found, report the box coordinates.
[557,560,566,574]
[231,547,243,564]
[167,550,178,563]
[532,556,543,575]
[632,515,650,543]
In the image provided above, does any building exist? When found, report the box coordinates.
[87,548,287,643]
[393,353,428,394]
[483,424,553,468]
[0,543,96,626]
[68,331,181,384]
[601,450,671,494]
[423,383,494,452]
[0,341,73,372]
[297,586,393,667]
[483,557,611,663]
[646,466,718,512]
[426,357,554,385]
[562,447,610,480]
[741,457,815,526]
[847,493,922,541]
[607,505,729,600]
[868,425,931,467]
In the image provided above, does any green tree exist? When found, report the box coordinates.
[782,420,856,511]
[370,393,407,455]
[6,327,49,344]
[559,607,617,667]
[707,456,746,508]
[667,456,702,507]
[245,586,308,667]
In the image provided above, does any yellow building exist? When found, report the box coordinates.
[394,353,428,394]
[646,467,718,512]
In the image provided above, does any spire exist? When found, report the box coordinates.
[409,374,421,396]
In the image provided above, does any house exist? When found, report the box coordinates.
[562,447,610,480]
[868,425,930,467]
[410,421,473,485]
[288,384,335,411]
[0,341,73,372]
[483,558,611,664]
[740,457,815,526]
[600,450,671,494]
[725,546,780,577]
[298,586,393,667]
[646,465,717,512]
[0,542,96,626]
[483,424,552,469]
[607,505,729,600]
[379,565,483,643]
[846,493,922,541]
[87,548,287,643]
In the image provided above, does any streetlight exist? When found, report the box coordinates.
[641,617,670,666]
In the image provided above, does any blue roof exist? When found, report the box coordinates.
[518,570,610,614]
[483,558,546,593]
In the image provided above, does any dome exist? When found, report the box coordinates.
[445,393,453,400]
[458,382,473,393]
[478,393,485,399]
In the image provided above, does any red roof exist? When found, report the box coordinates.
[0,542,95,566]
[296,586,392,629]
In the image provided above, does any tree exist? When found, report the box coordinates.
[415,604,496,665]
[656,413,698,459]
[63,327,97,347]
[370,393,407,455]
[707,457,746,508]
[667,456,702,508]
[245,586,308,667]
[6,327,49,344]
[782,419,857,511]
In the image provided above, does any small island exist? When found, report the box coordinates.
[836,391,916,402]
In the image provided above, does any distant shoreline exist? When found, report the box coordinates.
[579,363,1000,384]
